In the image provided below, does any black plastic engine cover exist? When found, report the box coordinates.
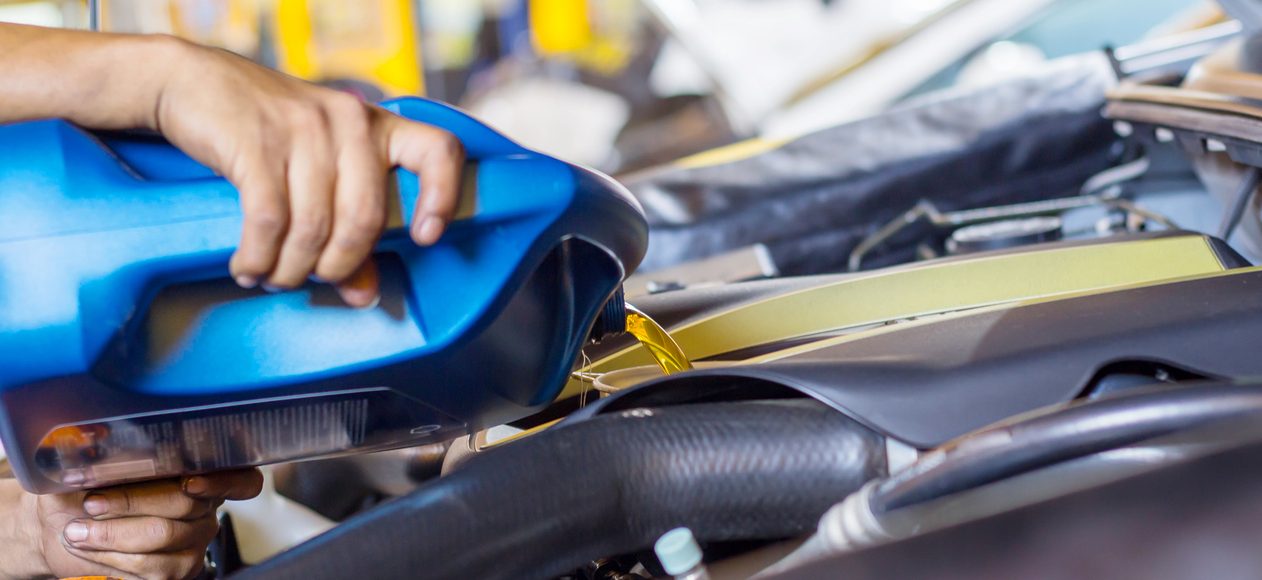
[582,268,1262,448]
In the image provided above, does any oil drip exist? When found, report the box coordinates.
[625,304,693,375]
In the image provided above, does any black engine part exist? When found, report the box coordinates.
[768,427,1262,580]
[236,399,886,580]
[583,266,1262,448]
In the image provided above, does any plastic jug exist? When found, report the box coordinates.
[0,98,646,494]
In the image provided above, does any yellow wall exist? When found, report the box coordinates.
[275,0,423,96]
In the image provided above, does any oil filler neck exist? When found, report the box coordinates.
[591,287,628,341]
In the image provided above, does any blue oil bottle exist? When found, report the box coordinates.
[0,98,646,494]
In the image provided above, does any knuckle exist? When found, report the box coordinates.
[147,519,178,544]
[245,207,288,237]
[430,130,464,160]
[117,489,135,515]
[259,129,287,153]
[332,229,375,253]
[286,103,327,132]
[172,496,204,518]
[339,114,372,142]
[89,522,115,547]
[290,218,332,251]
[347,207,386,233]
[325,92,365,117]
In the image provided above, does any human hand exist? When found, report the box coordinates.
[149,40,465,307]
[0,27,464,307]
[20,469,263,580]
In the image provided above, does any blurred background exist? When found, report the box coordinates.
[0,0,1226,174]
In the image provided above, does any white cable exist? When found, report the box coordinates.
[752,481,893,578]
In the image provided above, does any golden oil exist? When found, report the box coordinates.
[624,304,693,375]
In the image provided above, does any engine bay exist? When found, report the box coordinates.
[10,5,1262,580]
[194,17,1262,580]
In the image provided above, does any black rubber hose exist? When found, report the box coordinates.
[873,382,1262,513]
[236,399,886,580]
[767,436,1262,580]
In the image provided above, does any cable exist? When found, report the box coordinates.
[871,383,1262,513]
[1218,167,1261,240]
[1080,156,1150,197]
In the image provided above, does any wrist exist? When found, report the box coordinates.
[101,33,194,131]
[45,30,194,131]
[0,481,50,579]
[0,24,195,129]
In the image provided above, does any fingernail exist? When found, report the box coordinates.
[416,216,446,245]
[235,275,258,289]
[184,476,208,496]
[360,293,382,310]
[64,521,89,543]
[261,284,284,294]
[83,494,108,516]
[343,288,381,310]
[61,470,86,486]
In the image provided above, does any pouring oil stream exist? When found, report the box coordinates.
[624,304,693,375]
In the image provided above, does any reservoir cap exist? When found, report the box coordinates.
[655,527,703,575]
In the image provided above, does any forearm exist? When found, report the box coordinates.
[0,480,47,579]
[0,23,179,129]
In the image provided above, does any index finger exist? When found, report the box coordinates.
[182,468,264,501]
[82,479,213,521]
[383,116,465,246]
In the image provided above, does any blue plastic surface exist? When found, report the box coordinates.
[0,98,647,493]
